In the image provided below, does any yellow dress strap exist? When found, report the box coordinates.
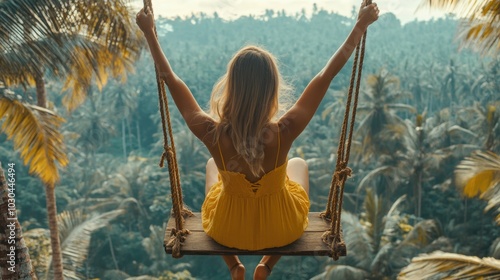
[217,140,227,171]
[275,124,280,169]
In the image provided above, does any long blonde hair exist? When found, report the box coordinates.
[210,45,289,176]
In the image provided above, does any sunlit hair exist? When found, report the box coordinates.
[209,45,290,177]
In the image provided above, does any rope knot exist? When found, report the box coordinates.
[321,230,346,260]
[167,228,190,259]
[334,161,352,182]
[159,145,174,168]
[319,211,332,221]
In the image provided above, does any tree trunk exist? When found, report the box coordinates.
[35,73,47,108]
[415,169,423,218]
[126,117,133,151]
[415,122,425,218]
[122,118,127,159]
[136,120,142,154]
[45,185,63,280]
[0,162,37,279]
[35,73,64,280]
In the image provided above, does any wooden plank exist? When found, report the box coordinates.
[166,212,331,232]
[164,212,346,257]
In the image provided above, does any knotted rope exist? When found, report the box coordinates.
[320,0,370,260]
[143,0,193,259]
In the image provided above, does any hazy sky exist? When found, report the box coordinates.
[132,0,447,24]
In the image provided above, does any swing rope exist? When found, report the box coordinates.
[143,0,193,259]
[320,0,370,260]
[144,0,370,259]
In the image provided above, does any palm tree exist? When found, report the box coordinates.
[458,102,500,152]
[396,113,477,217]
[356,69,415,163]
[420,0,500,55]
[104,82,139,158]
[0,1,142,278]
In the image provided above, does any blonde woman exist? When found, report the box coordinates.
[136,1,379,279]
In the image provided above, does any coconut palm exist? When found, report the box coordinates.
[394,113,477,217]
[0,1,142,278]
[458,102,500,152]
[421,0,500,55]
[104,83,139,158]
[356,69,415,163]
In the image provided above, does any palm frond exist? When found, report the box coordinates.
[342,212,374,267]
[455,150,500,198]
[386,195,407,218]
[448,125,478,138]
[401,220,442,248]
[386,104,417,113]
[422,0,495,18]
[142,225,167,261]
[459,19,500,55]
[421,0,500,55]
[45,209,125,279]
[398,251,500,280]
[490,237,500,259]
[356,166,392,193]
[0,0,143,110]
[0,97,68,187]
[322,265,369,280]
[482,179,500,224]
[363,189,387,251]
[370,242,394,275]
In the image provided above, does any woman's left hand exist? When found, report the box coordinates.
[136,8,155,34]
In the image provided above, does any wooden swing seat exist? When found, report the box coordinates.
[164,212,346,256]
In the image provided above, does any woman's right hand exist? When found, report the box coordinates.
[357,1,379,28]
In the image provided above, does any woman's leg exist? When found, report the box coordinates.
[254,158,310,279]
[286,157,310,195]
[223,255,245,280]
[206,158,245,279]
[205,158,219,195]
[254,255,280,280]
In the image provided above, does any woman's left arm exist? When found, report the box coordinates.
[136,8,214,140]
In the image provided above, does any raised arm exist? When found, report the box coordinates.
[136,8,214,141]
[279,1,379,141]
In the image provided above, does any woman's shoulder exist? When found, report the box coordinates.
[276,119,294,147]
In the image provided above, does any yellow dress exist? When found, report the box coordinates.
[201,131,310,251]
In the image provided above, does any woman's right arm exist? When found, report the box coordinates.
[279,1,379,140]
[136,8,214,141]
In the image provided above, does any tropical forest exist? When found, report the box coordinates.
[0,0,499,279]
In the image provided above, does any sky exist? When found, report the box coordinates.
[131,0,448,24]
